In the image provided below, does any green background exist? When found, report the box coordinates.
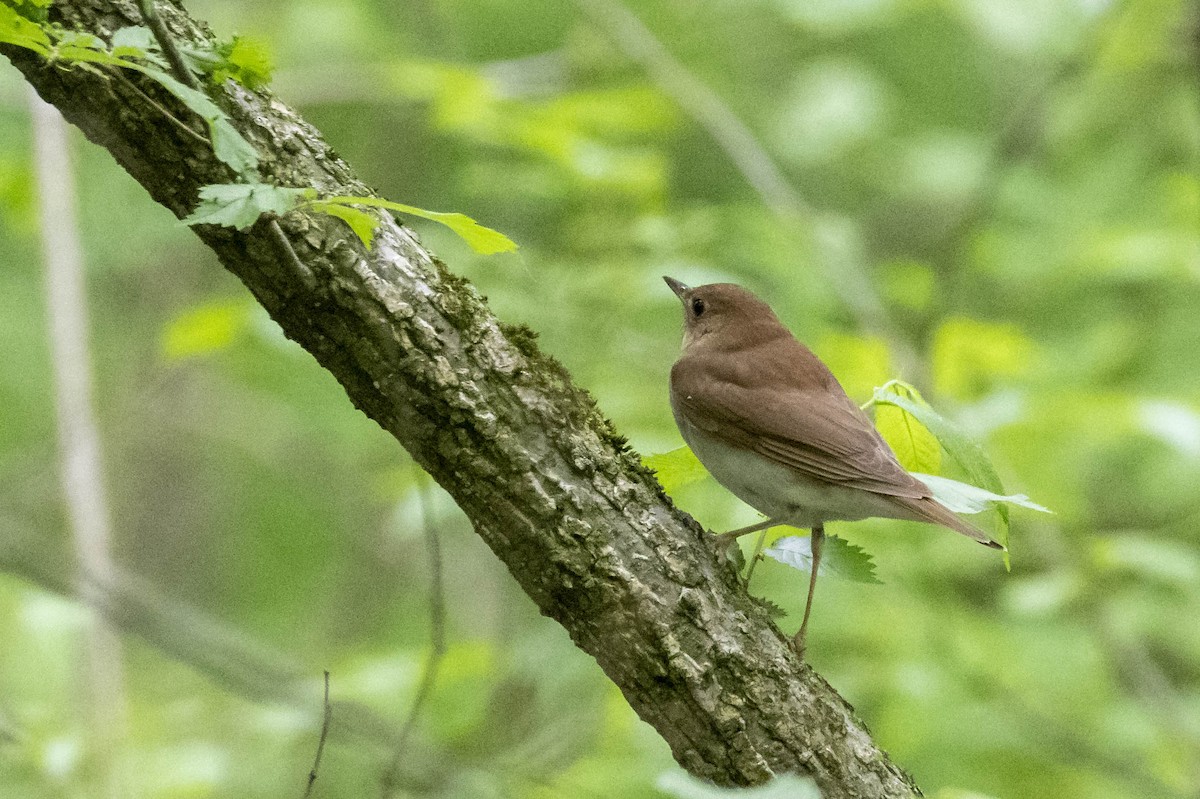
[2,0,1199,796]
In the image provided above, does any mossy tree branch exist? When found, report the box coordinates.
[4,2,921,795]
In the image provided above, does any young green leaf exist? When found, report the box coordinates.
[110,25,166,66]
[307,201,378,249]
[872,380,1013,557]
[875,393,942,474]
[7,0,51,22]
[141,70,259,174]
[0,4,52,54]
[751,596,789,619]
[320,196,518,255]
[0,16,259,175]
[911,473,1051,516]
[211,35,273,89]
[643,445,709,493]
[183,183,314,230]
[764,533,882,584]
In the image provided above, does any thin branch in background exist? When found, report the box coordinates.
[28,88,129,799]
[380,472,448,798]
[572,0,914,371]
[302,671,332,799]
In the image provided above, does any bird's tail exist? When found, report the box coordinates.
[890,495,1005,550]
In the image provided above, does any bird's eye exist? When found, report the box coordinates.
[691,298,706,317]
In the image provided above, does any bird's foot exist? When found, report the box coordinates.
[712,530,739,565]
[790,631,808,661]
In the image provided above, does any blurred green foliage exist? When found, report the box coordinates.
[1,0,1199,797]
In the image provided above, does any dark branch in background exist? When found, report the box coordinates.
[302,671,332,799]
[380,473,447,798]
[4,2,921,795]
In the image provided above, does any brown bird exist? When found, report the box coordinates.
[664,277,1002,656]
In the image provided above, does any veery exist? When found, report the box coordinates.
[664,277,1002,656]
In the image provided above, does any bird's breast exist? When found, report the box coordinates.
[671,400,909,527]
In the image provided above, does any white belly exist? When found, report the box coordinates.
[675,414,907,528]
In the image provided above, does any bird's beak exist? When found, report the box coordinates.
[663,276,689,300]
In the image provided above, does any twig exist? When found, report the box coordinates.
[106,66,209,145]
[268,217,318,290]
[138,0,200,90]
[136,0,317,294]
[380,473,447,798]
[302,671,332,799]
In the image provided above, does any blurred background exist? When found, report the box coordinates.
[2,0,1199,796]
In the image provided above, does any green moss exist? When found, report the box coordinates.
[499,321,540,359]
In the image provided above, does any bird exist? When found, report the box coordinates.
[663,276,1002,656]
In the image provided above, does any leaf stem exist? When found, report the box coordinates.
[744,527,770,585]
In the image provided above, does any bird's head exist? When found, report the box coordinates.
[664,277,784,353]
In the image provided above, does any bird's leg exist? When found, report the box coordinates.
[712,518,779,566]
[714,517,779,547]
[792,523,825,659]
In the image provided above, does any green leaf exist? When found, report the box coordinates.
[109,25,165,66]
[54,30,101,50]
[1,12,259,176]
[912,473,1051,516]
[211,35,273,89]
[183,183,314,230]
[0,4,51,54]
[161,300,253,360]
[308,201,378,249]
[643,445,709,493]
[320,195,518,255]
[764,533,882,584]
[872,380,1014,561]
[132,68,259,174]
[110,25,155,54]
[49,45,138,66]
[751,596,788,619]
[658,772,820,799]
[875,387,942,474]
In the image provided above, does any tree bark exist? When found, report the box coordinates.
[4,2,921,796]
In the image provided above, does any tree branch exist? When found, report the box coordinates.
[29,86,129,799]
[4,2,921,795]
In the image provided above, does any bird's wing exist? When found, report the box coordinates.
[672,354,930,499]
